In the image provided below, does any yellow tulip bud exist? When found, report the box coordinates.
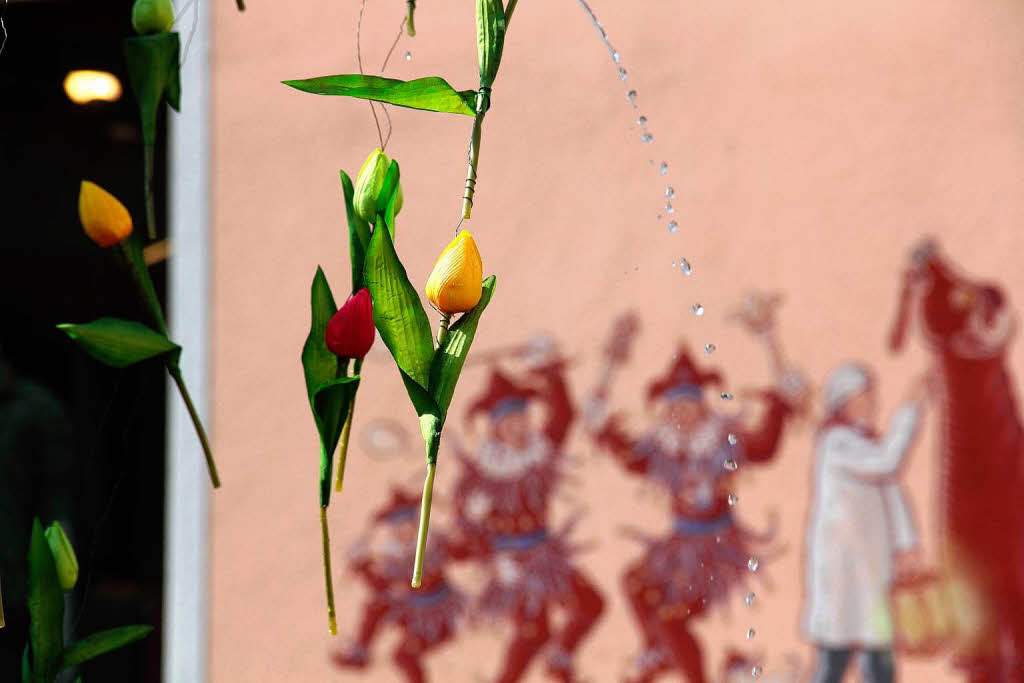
[132,0,175,35]
[425,231,483,314]
[353,149,403,224]
[44,522,79,592]
[79,181,133,247]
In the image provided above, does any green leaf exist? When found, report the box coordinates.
[58,318,180,369]
[339,171,370,293]
[476,0,506,88]
[362,215,435,390]
[312,376,360,506]
[300,268,339,401]
[27,518,62,683]
[429,275,497,420]
[282,75,476,116]
[375,161,401,240]
[123,33,181,145]
[59,625,153,671]
[21,645,31,683]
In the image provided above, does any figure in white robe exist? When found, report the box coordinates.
[802,363,927,683]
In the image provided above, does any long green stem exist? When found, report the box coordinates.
[143,143,157,240]
[411,459,436,588]
[168,365,221,488]
[333,396,357,493]
[120,239,168,336]
[461,110,486,220]
[505,0,519,24]
[320,506,338,635]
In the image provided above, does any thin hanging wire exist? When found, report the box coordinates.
[379,17,407,73]
[357,0,386,149]
[0,0,8,59]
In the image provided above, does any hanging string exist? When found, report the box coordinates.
[379,17,407,73]
[0,0,8,59]
[356,0,386,149]
[173,0,201,67]
[376,17,408,151]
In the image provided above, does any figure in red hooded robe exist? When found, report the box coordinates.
[451,336,605,683]
[332,488,467,683]
[585,304,805,683]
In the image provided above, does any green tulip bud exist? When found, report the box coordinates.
[353,149,403,224]
[44,522,79,592]
[131,0,175,35]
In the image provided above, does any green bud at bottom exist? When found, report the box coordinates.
[45,522,79,592]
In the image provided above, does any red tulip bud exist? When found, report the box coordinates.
[325,289,375,359]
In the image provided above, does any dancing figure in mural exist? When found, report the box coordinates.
[803,363,927,683]
[452,336,605,683]
[889,239,1024,680]
[585,303,806,683]
[332,488,466,683]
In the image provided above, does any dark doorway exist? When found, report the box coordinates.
[1,1,167,680]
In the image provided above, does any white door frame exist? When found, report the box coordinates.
[163,4,212,681]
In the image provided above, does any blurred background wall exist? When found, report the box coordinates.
[207,0,1024,680]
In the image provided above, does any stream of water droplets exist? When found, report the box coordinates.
[575,1,762,677]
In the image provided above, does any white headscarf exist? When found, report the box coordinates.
[822,363,872,417]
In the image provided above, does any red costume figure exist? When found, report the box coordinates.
[585,308,804,683]
[889,240,1024,680]
[452,338,605,683]
[332,488,466,683]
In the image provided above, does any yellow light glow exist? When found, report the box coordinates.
[63,70,123,104]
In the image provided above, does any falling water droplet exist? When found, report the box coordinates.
[728,493,739,506]
[748,557,759,572]
[403,50,413,61]
[728,433,738,445]
[721,392,734,401]
[637,115,647,126]
[665,186,675,199]
[680,259,692,274]
[746,628,756,640]
[705,343,716,355]
[668,220,678,233]
[665,202,675,214]
[640,132,654,143]
[626,90,638,105]
[745,592,756,606]
[752,665,763,678]
[618,67,628,81]
[659,161,669,175]
[724,459,738,472]
[691,303,704,316]
[612,50,621,64]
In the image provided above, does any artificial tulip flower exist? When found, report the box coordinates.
[353,149,403,224]
[78,181,133,247]
[131,0,175,35]
[325,288,376,359]
[425,231,483,314]
[44,522,79,592]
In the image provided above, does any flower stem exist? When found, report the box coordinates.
[333,359,361,493]
[437,313,453,347]
[411,459,436,588]
[461,110,486,220]
[120,239,168,336]
[320,506,338,635]
[505,0,520,24]
[143,142,157,240]
[405,0,416,36]
[168,364,221,488]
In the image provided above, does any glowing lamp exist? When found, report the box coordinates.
[64,70,123,104]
